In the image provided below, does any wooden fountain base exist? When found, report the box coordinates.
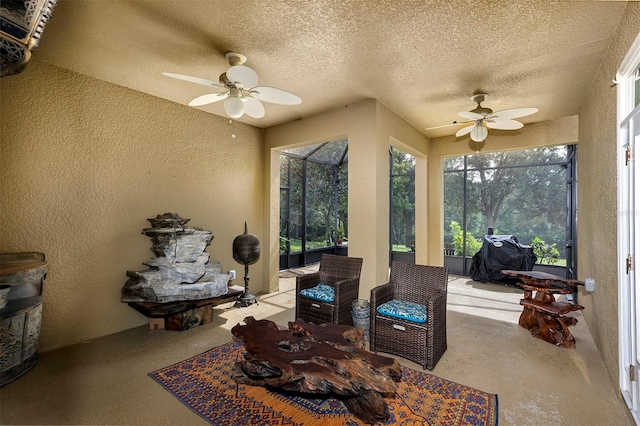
[128,285,243,331]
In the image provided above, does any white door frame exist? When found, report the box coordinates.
[618,32,640,425]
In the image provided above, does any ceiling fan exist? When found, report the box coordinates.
[162,52,301,119]
[454,93,538,142]
[425,94,538,143]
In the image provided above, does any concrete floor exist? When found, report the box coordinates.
[0,272,634,425]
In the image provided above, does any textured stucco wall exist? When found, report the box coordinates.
[0,60,264,351]
[578,2,640,388]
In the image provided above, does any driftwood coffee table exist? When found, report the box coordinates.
[231,317,402,424]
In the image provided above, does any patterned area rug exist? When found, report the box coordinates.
[149,340,498,425]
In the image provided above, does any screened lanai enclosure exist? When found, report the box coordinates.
[443,145,578,280]
[390,147,416,265]
[280,142,577,277]
[280,140,348,269]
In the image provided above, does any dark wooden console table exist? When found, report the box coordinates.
[231,317,402,424]
[502,270,584,348]
[128,284,243,331]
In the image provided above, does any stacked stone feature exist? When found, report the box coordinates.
[121,213,231,303]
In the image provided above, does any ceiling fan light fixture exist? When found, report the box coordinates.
[224,94,244,118]
[470,122,488,142]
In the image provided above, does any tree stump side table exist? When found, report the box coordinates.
[502,270,584,348]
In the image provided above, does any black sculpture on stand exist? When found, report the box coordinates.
[232,222,260,307]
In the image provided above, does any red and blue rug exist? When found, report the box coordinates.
[149,340,498,425]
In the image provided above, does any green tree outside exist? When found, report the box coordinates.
[444,146,570,262]
[391,147,415,251]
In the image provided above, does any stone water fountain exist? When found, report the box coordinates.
[121,213,232,304]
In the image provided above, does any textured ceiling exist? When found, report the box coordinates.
[32,0,630,138]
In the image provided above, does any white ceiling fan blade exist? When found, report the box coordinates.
[470,124,488,142]
[162,72,226,89]
[226,65,258,89]
[188,92,228,107]
[459,111,485,120]
[455,125,474,137]
[243,97,266,118]
[425,121,471,131]
[486,119,524,130]
[489,107,538,121]
[250,86,302,105]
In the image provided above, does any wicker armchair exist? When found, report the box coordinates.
[370,261,448,370]
[295,254,363,325]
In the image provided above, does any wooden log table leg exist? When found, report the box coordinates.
[561,316,579,327]
[519,307,577,348]
[554,315,577,349]
[518,307,539,335]
[538,313,570,347]
[518,291,582,348]
[342,389,390,424]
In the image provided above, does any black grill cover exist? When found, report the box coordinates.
[470,235,537,284]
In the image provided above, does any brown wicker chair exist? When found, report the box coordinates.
[370,261,448,370]
[295,254,363,325]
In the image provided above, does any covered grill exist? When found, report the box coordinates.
[470,235,537,285]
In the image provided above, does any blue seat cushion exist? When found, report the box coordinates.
[377,299,427,323]
[299,283,335,302]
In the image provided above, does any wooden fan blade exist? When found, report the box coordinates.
[459,111,485,120]
[486,119,524,130]
[227,65,258,89]
[243,97,266,118]
[489,107,538,121]
[188,92,228,107]
[162,72,225,89]
[456,125,474,137]
[250,86,301,105]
